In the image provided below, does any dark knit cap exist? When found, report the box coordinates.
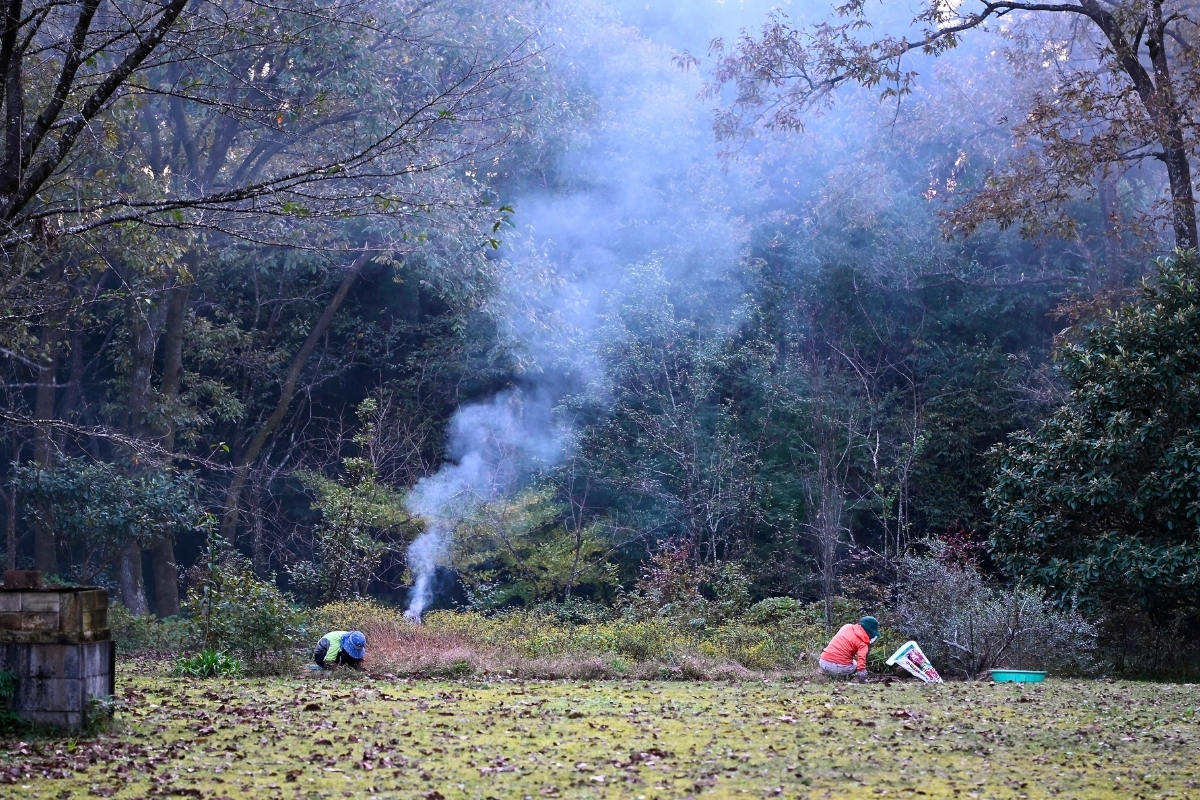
[859,616,880,641]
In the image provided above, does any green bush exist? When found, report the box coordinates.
[701,621,818,670]
[184,551,311,674]
[13,459,205,587]
[620,543,752,626]
[443,659,474,678]
[987,253,1200,616]
[86,696,118,734]
[745,597,801,625]
[530,598,614,625]
[312,598,407,633]
[172,650,244,678]
[0,670,17,699]
[109,561,308,673]
[0,671,25,734]
[109,602,188,653]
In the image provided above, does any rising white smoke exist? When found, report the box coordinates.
[402,530,447,622]
[402,391,565,621]
[402,0,776,619]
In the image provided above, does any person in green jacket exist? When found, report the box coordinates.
[312,630,367,670]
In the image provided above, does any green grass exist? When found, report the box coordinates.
[1,667,1197,799]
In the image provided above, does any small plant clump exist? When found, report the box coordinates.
[181,532,311,675]
[0,671,21,734]
[171,650,244,678]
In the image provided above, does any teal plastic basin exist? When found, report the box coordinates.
[990,669,1046,683]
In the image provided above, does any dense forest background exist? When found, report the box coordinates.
[2,0,1196,672]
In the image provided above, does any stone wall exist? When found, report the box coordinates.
[0,584,115,730]
[0,640,115,729]
[0,587,110,643]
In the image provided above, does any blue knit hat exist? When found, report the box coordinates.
[859,616,880,642]
[343,630,367,659]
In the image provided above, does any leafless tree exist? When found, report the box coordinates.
[796,356,861,634]
[696,0,1200,249]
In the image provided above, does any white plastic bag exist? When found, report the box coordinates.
[886,640,944,683]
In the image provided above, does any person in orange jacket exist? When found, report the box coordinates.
[819,616,879,680]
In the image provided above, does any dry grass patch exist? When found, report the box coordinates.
[314,600,829,679]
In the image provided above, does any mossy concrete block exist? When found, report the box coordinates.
[2,571,42,590]
[0,640,115,730]
[0,587,115,730]
[20,593,60,613]
[0,588,110,644]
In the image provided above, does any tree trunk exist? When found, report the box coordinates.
[118,544,148,615]
[250,481,267,578]
[32,348,59,573]
[32,255,67,574]
[58,327,85,421]
[127,291,170,436]
[1098,176,1123,289]
[1081,0,1198,250]
[806,422,847,636]
[220,250,372,542]
[802,358,854,636]
[150,538,180,616]
[1161,141,1196,250]
[120,285,170,614]
[148,280,190,617]
[0,0,25,197]
[157,282,190,450]
[3,484,15,571]
[818,473,844,636]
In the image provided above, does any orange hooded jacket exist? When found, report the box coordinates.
[820,623,870,668]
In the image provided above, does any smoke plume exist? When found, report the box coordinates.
[401,0,780,616]
[403,391,564,620]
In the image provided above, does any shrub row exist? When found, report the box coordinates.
[114,551,1185,679]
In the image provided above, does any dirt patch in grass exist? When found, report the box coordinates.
[2,667,1197,799]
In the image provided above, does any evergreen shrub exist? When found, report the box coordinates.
[183,552,310,675]
[109,602,188,653]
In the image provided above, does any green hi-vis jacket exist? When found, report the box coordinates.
[321,631,349,664]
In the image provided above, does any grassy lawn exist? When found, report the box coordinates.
[2,669,1197,800]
